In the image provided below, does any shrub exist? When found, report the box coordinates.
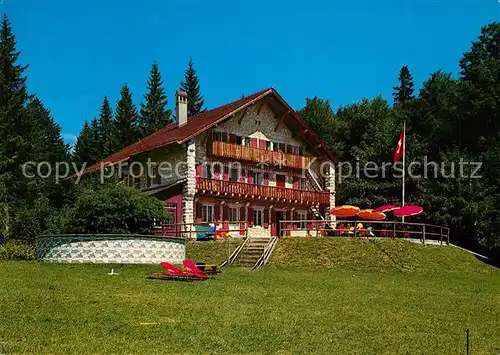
[0,240,36,260]
[70,184,166,234]
[9,196,56,243]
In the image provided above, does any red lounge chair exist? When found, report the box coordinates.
[161,262,208,279]
[182,259,211,278]
[148,262,207,281]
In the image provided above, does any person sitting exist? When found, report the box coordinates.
[336,223,345,236]
[356,222,364,236]
[348,224,355,237]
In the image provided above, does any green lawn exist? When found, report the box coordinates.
[0,239,499,354]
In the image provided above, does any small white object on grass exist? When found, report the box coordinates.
[107,268,119,276]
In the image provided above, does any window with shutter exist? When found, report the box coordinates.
[201,205,214,222]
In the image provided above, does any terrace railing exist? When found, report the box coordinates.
[196,177,330,205]
[279,219,450,245]
[211,140,312,170]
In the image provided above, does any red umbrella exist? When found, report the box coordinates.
[393,205,423,217]
[373,205,400,213]
[330,205,360,217]
[358,209,387,221]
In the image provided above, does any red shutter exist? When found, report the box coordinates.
[250,138,258,148]
[214,205,220,223]
[196,164,203,177]
[271,210,277,236]
[239,169,246,182]
[223,166,229,181]
[239,207,246,235]
[196,202,202,222]
[259,139,267,149]
[263,172,269,185]
[248,170,254,184]
[248,207,254,227]
[293,177,299,189]
[223,205,229,221]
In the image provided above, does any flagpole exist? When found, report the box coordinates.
[402,120,406,224]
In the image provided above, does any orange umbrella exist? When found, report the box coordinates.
[367,212,387,221]
[330,205,360,217]
[358,209,387,220]
[393,205,423,217]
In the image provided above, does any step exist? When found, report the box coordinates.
[238,258,260,264]
[238,255,261,261]
[239,252,263,258]
[245,247,265,252]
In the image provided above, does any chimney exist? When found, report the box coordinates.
[176,89,188,126]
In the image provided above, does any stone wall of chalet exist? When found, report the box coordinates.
[215,104,305,149]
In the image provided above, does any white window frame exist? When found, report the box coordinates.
[253,172,264,185]
[253,208,264,227]
[229,207,240,222]
[203,164,212,179]
[202,204,215,223]
[297,211,307,229]
[299,178,307,190]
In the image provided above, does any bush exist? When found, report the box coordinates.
[70,184,166,234]
[9,196,56,243]
[0,240,36,260]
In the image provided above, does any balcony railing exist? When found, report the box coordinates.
[211,141,311,169]
[196,177,330,205]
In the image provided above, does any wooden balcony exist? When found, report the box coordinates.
[211,141,311,169]
[196,177,330,205]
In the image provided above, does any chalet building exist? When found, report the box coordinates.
[81,88,336,237]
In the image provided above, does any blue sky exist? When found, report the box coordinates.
[4,0,500,145]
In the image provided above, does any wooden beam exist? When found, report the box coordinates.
[274,111,290,131]
[237,108,248,124]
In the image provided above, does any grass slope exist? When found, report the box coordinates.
[186,239,243,265]
[271,238,494,273]
[0,239,498,354]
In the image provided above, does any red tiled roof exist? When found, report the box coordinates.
[78,87,335,177]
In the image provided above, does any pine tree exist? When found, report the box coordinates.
[0,13,30,207]
[392,65,415,105]
[115,84,141,149]
[97,96,116,157]
[139,62,172,135]
[180,58,205,117]
[73,121,93,166]
[25,97,68,163]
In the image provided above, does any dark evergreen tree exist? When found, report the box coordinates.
[0,14,74,240]
[73,121,94,166]
[97,96,116,158]
[139,62,172,135]
[180,58,205,117]
[114,84,141,149]
[0,13,30,208]
[25,97,68,163]
[298,97,344,158]
[392,65,415,105]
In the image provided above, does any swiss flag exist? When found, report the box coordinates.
[393,130,404,164]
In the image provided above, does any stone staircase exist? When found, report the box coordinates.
[233,237,271,268]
